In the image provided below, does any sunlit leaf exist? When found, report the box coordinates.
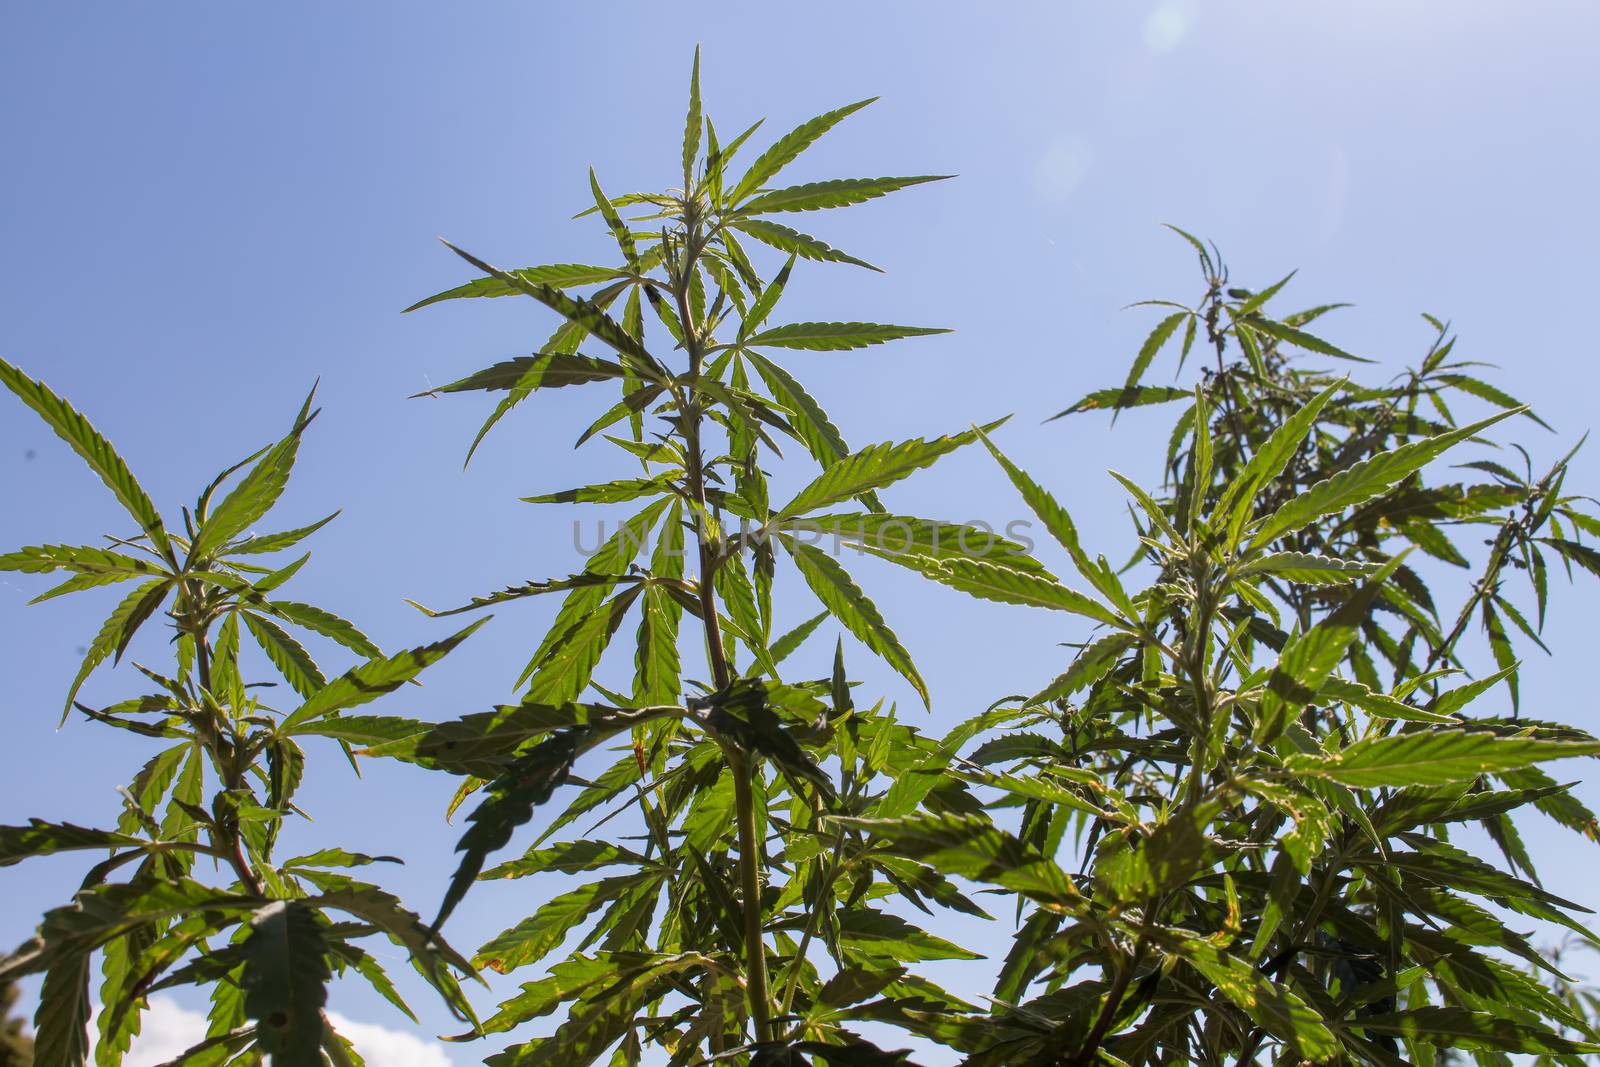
[0,357,172,559]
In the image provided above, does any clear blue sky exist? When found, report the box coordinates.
[4,4,1599,1063]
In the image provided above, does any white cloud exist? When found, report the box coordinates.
[328,1010,455,1067]
[93,996,456,1067]
[109,997,210,1066]
[1143,3,1191,52]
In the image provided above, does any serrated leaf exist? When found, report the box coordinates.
[728,98,875,205]
[1164,934,1336,1060]
[1356,1006,1599,1055]
[1436,374,1551,430]
[838,811,1079,907]
[1319,677,1455,723]
[264,601,381,659]
[1029,633,1138,705]
[427,353,628,396]
[240,901,329,1066]
[1286,729,1600,788]
[523,585,644,705]
[768,611,827,669]
[95,927,150,1067]
[1123,312,1187,389]
[465,953,634,1038]
[230,511,340,556]
[776,426,992,520]
[475,875,650,974]
[514,498,669,689]
[780,535,925,706]
[0,820,145,867]
[482,954,710,1067]
[438,242,662,380]
[1217,381,1343,536]
[814,966,908,1012]
[0,357,172,560]
[588,169,638,270]
[1233,270,1296,317]
[681,48,702,185]
[281,618,486,731]
[61,578,170,723]
[34,950,92,1067]
[405,265,624,313]
[522,474,680,506]
[884,554,1123,626]
[1237,551,1376,585]
[807,512,1046,573]
[191,390,316,560]
[281,848,400,870]
[243,611,327,699]
[1250,408,1519,549]
[747,321,948,352]
[0,543,165,580]
[835,909,979,963]
[730,219,880,271]
[746,351,882,510]
[481,840,650,881]
[1242,316,1369,363]
[976,430,1134,614]
[739,175,949,214]
[1255,559,1399,743]
[1047,385,1190,420]
[433,733,588,932]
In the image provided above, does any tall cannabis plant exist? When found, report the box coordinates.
[376,51,1073,1065]
[839,236,1600,1065]
[0,361,482,1066]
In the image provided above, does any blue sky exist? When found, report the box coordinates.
[3,3,1599,1063]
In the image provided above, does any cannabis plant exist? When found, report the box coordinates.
[373,51,1064,1065]
[0,360,481,1066]
[835,236,1600,1064]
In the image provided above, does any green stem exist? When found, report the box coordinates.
[1073,934,1146,1064]
[673,219,775,1044]
[728,749,773,1040]
[1180,561,1220,809]
[184,587,264,898]
[1427,516,1517,674]
[778,818,844,1020]
[1206,291,1248,461]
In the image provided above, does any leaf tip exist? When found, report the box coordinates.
[402,598,439,618]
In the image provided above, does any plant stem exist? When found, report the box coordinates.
[674,220,775,1044]
[1426,507,1524,674]
[778,819,845,1019]
[1180,559,1220,809]
[186,589,264,898]
[1074,935,1146,1064]
[728,749,773,1039]
[1206,291,1249,459]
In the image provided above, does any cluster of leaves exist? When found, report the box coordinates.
[0,361,482,1065]
[6,49,1600,1067]
[844,237,1600,1064]
[1516,940,1600,1067]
